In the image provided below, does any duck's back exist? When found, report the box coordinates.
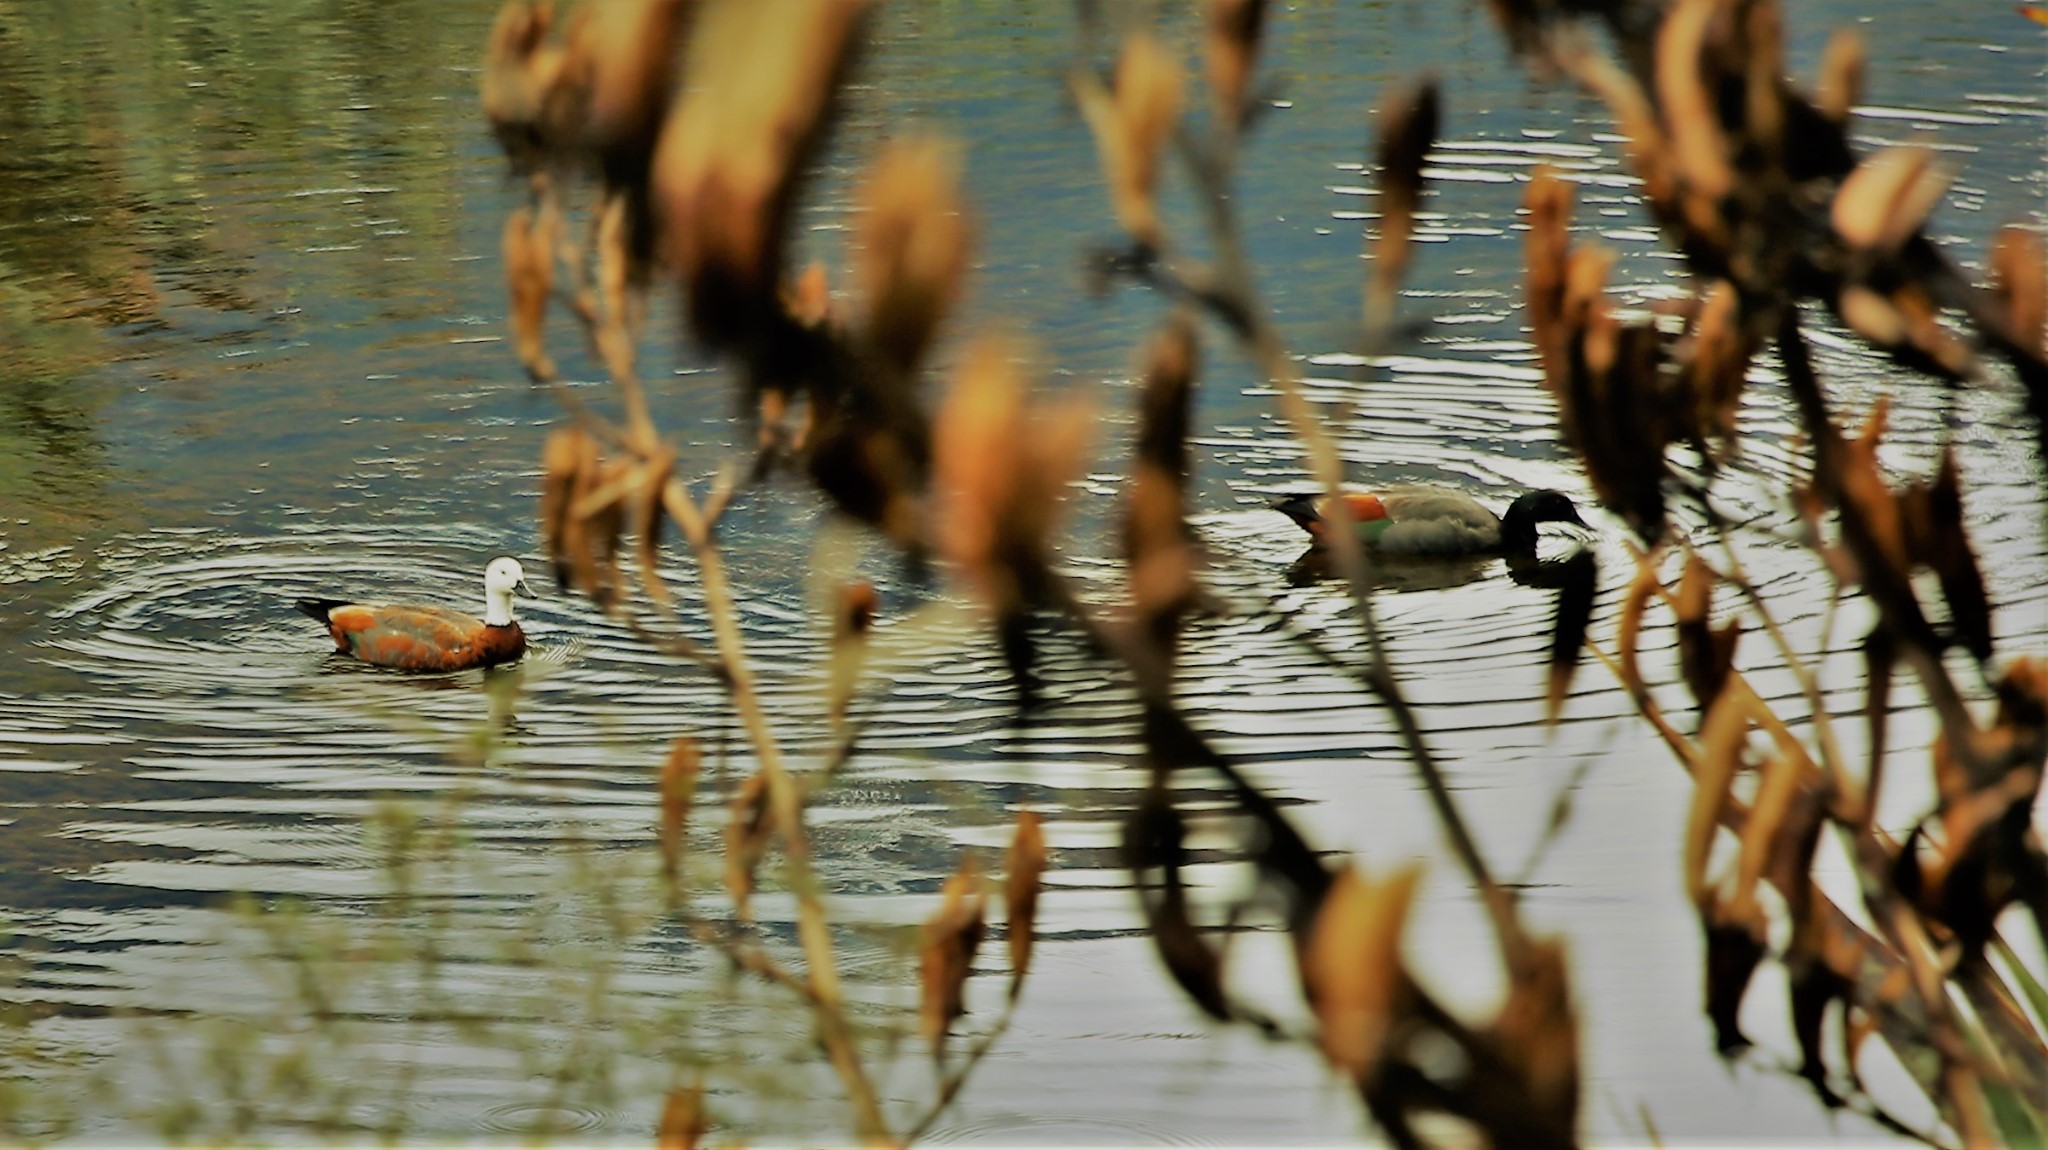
[1372,486,1502,556]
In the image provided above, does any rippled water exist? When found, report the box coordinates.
[1,1,2043,1144]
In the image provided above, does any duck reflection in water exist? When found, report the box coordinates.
[1274,485,1591,589]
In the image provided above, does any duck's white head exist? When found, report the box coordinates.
[483,557,534,626]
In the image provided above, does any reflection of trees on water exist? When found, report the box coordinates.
[0,0,504,545]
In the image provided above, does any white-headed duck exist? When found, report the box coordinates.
[296,556,534,672]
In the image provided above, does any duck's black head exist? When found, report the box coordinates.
[1499,489,1585,551]
[1273,493,1324,534]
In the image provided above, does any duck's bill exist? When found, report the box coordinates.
[516,578,540,599]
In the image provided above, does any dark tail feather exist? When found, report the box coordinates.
[295,598,349,624]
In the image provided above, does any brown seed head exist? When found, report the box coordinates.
[1203,0,1267,134]
[657,736,701,884]
[559,0,692,157]
[482,2,568,161]
[1656,0,1735,203]
[1078,32,1185,250]
[1831,145,1951,255]
[503,199,564,379]
[1005,810,1048,996]
[856,135,973,377]
[934,338,1091,614]
[1838,398,1911,577]
[919,855,988,1055]
[1298,864,1420,1085]
[652,0,872,350]
[1815,27,1864,125]
[1990,224,2047,358]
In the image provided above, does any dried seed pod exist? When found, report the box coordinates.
[1523,165,1576,388]
[825,581,877,733]
[1900,448,1992,662]
[935,338,1028,610]
[784,260,835,331]
[560,0,691,160]
[1908,658,2048,945]
[482,1,568,163]
[1837,399,1911,578]
[593,193,639,383]
[652,0,872,351]
[656,1080,706,1150]
[1900,764,2043,957]
[1366,76,1439,334]
[1990,224,2047,358]
[1686,691,1750,907]
[919,854,987,1056]
[934,337,1091,623]
[1488,937,1580,1135]
[657,736,701,886]
[503,198,563,380]
[1814,27,1864,125]
[1890,284,1973,378]
[805,403,930,552]
[1756,759,1829,911]
[1298,864,1420,1085]
[722,772,772,922]
[1687,280,1752,448]
[1703,913,1766,1054]
[855,135,973,378]
[1005,809,1047,997]
[1124,318,1199,660]
[1831,145,1951,254]
[1551,244,1670,542]
[566,453,634,609]
[1788,959,1852,1105]
[1836,284,1906,348]
[1077,32,1184,250]
[633,446,676,598]
[539,425,590,585]
[1656,0,1735,203]
[1674,554,1740,713]
[1202,0,1267,134]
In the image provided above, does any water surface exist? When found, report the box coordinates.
[2,2,2044,1144]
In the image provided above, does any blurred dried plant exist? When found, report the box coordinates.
[480,3,1072,1143]
[1202,0,1267,138]
[1364,77,1438,336]
[934,336,1093,693]
[918,855,987,1058]
[1483,0,2048,1139]
[1075,32,1185,253]
[474,0,2048,1146]
[1122,316,1202,663]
